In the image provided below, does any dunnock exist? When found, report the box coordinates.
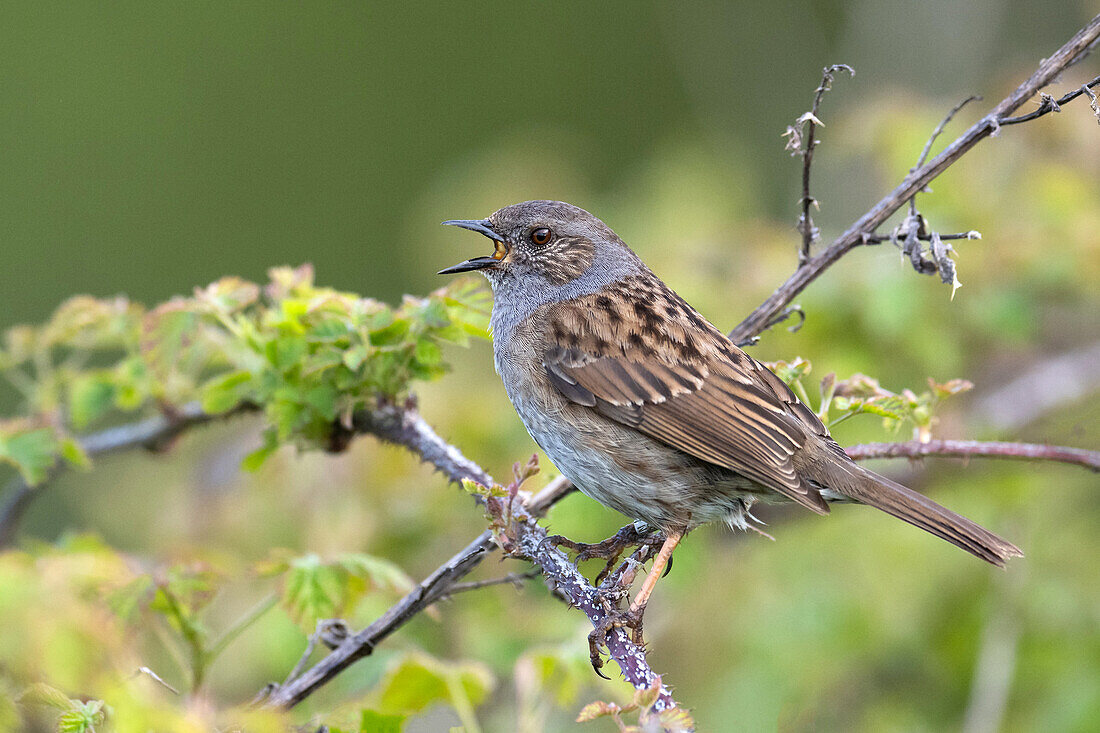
[440,200,1021,641]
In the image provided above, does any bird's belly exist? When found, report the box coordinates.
[507,378,756,530]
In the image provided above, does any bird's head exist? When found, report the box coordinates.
[439,200,635,289]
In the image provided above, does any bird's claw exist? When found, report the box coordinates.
[587,604,647,676]
[548,524,664,585]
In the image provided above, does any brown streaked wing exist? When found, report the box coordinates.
[542,298,829,514]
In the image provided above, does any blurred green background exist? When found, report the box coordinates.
[2,2,1098,732]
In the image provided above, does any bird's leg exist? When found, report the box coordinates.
[586,529,684,671]
[626,529,683,636]
[546,521,662,585]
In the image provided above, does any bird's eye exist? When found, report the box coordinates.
[531,227,552,246]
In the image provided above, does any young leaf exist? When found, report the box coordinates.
[67,374,116,429]
[373,653,494,717]
[200,371,253,414]
[0,427,59,485]
[57,699,107,733]
[576,700,621,722]
[358,710,406,733]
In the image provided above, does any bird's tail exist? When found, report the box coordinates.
[825,463,1023,567]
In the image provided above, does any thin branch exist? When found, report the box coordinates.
[0,402,246,547]
[730,15,1100,344]
[999,73,1100,124]
[262,477,592,711]
[438,570,542,599]
[861,230,981,245]
[791,64,854,265]
[845,440,1100,472]
[263,405,1096,718]
[206,592,278,664]
[913,95,983,175]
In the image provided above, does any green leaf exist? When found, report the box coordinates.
[269,335,307,370]
[150,565,221,634]
[0,428,60,485]
[460,478,507,499]
[359,710,406,733]
[200,370,253,414]
[374,653,494,716]
[632,677,662,710]
[303,384,338,419]
[68,374,116,428]
[19,682,74,711]
[763,357,812,386]
[141,303,199,380]
[342,345,370,370]
[107,574,156,623]
[241,429,279,472]
[280,553,348,630]
[57,699,106,733]
[312,318,351,341]
[340,553,414,595]
[657,706,696,732]
[418,299,450,329]
[857,402,904,420]
[413,338,443,367]
[195,276,260,313]
[369,319,410,346]
[59,438,91,470]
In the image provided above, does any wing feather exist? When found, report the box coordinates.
[542,289,830,515]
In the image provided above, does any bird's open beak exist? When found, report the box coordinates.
[438,219,509,274]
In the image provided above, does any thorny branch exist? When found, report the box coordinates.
[730,15,1100,344]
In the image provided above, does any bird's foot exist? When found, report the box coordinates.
[547,523,664,585]
[587,603,647,677]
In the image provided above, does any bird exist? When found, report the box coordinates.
[438,200,1022,651]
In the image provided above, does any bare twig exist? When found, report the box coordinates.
[789,64,854,265]
[262,405,687,714]
[351,399,494,487]
[914,95,983,174]
[439,569,542,598]
[860,230,981,245]
[730,15,1100,344]
[999,73,1100,124]
[734,304,805,348]
[891,95,982,285]
[845,440,1100,472]
[132,666,181,696]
